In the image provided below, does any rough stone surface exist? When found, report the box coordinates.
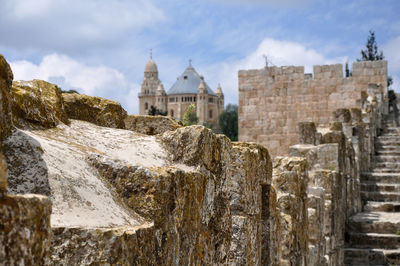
[124,114,183,135]
[272,156,308,265]
[239,61,388,156]
[0,153,6,193]
[298,121,317,145]
[50,225,156,265]
[0,194,52,265]
[4,116,272,264]
[11,80,69,128]
[0,54,13,141]
[63,93,127,128]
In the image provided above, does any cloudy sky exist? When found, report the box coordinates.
[1,0,399,114]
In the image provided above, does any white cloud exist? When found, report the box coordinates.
[383,36,400,91]
[0,0,165,52]
[383,36,400,71]
[204,38,346,106]
[10,53,140,113]
[207,0,315,7]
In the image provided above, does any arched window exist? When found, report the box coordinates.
[145,102,149,110]
[170,109,174,117]
[209,109,213,119]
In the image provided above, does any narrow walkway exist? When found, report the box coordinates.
[345,117,400,265]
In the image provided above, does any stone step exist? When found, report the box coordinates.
[377,134,400,138]
[384,127,400,133]
[376,146,400,152]
[348,212,400,234]
[344,248,400,265]
[376,139,400,144]
[361,173,400,183]
[374,162,400,170]
[361,182,400,192]
[376,150,400,156]
[373,168,400,173]
[364,201,400,212]
[361,191,400,202]
[347,233,400,249]
[373,155,400,163]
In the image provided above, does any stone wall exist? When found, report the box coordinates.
[238,61,387,156]
[268,82,385,265]
[0,54,53,265]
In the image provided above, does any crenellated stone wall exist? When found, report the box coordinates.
[238,61,388,156]
[269,81,386,265]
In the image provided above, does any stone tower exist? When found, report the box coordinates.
[196,76,208,124]
[139,55,161,115]
[155,83,167,113]
[216,83,224,126]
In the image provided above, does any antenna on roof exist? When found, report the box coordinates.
[263,54,268,68]
[189,59,192,66]
[150,48,153,59]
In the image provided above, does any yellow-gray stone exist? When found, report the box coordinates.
[0,194,52,265]
[0,54,13,141]
[124,114,183,135]
[62,93,127,128]
[11,80,69,128]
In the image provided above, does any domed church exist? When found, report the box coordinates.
[138,56,224,127]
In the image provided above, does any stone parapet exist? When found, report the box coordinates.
[239,60,388,156]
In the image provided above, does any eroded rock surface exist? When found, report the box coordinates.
[11,80,69,128]
[0,194,52,265]
[63,93,127,128]
[0,153,7,193]
[124,114,183,135]
[0,54,13,141]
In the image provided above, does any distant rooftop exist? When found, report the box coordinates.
[167,62,215,95]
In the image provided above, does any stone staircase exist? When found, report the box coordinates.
[345,119,400,265]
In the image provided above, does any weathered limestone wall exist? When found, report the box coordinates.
[239,61,387,156]
[270,82,386,265]
[0,54,13,141]
[0,54,52,265]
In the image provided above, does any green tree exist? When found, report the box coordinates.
[148,105,167,116]
[183,104,198,126]
[358,30,392,89]
[358,30,384,61]
[219,104,238,141]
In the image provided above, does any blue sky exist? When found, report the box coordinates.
[1,0,399,114]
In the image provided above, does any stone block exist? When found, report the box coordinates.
[63,93,127,128]
[0,194,52,265]
[0,54,13,141]
[298,122,317,145]
[124,115,183,135]
[11,80,69,128]
[273,157,308,265]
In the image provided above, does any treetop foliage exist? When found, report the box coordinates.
[358,30,384,61]
[183,104,198,126]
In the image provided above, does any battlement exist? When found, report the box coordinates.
[239,60,388,156]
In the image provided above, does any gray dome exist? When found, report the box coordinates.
[167,64,215,95]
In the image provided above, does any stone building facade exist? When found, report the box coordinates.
[138,57,224,127]
[238,60,388,156]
